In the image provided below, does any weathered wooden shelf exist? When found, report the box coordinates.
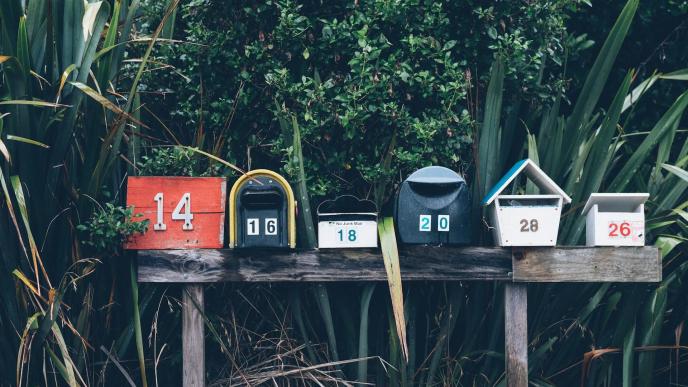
[137,246,661,283]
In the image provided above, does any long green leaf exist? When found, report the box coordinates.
[564,0,638,151]
[378,217,408,361]
[609,91,688,191]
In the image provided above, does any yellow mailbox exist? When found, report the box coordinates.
[229,169,296,248]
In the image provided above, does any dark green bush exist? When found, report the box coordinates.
[77,203,149,256]
[140,0,578,202]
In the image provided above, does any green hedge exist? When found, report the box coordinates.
[140,0,576,202]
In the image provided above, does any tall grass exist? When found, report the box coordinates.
[0,0,181,385]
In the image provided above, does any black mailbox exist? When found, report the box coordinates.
[393,166,470,245]
[229,169,296,248]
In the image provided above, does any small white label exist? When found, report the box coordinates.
[419,215,432,232]
[438,215,450,232]
[265,218,278,235]
[247,218,259,235]
[318,220,378,248]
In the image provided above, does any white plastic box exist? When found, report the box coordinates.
[583,193,648,246]
[489,195,563,246]
[482,159,571,247]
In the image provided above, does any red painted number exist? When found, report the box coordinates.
[609,222,631,237]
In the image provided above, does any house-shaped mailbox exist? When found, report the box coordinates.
[229,169,296,248]
[583,193,648,246]
[482,159,571,246]
[394,166,471,245]
[317,195,378,248]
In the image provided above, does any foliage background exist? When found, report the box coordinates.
[1,0,688,386]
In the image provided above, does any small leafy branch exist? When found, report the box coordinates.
[77,203,149,256]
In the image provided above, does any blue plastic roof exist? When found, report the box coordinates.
[481,159,572,205]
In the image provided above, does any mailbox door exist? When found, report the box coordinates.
[591,212,645,246]
[236,182,288,248]
[494,201,561,246]
[396,178,469,245]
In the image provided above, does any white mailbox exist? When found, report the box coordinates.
[582,193,648,246]
[317,195,378,248]
[482,159,571,246]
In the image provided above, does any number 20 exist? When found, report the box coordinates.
[154,192,194,231]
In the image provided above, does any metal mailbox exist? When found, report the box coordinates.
[229,169,296,248]
[317,195,378,248]
[394,166,471,245]
[482,159,571,246]
[583,193,648,246]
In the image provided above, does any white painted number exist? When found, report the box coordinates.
[154,192,194,231]
[171,193,194,230]
[247,218,259,235]
[438,215,450,232]
[419,215,431,232]
[153,192,167,231]
[265,218,277,235]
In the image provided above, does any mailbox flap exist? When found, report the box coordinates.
[583,193,649,214]
[317,195,377,215]
[241,187,284,208]
[406,166,465,186]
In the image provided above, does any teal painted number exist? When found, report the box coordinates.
[419,215,431,231]
[348,229,357,241]
[338,229,357,242]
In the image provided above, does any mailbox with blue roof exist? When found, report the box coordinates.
[482,159,572,246]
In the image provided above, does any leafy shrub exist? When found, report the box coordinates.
[137,146,221,176]
[77,204,149,256]
[139,0,579,202]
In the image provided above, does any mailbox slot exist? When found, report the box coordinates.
[241,188,284,207]
[229,169,296,248]
[394,166,471,245]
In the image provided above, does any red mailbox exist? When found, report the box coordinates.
[125,176,227,249]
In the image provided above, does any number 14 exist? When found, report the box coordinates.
[154,192,193,231]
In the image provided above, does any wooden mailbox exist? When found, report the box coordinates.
[317,195,378,248]
[125,176,227,249]
[228,169,296,248]
[583,193,648,246]
[482,159,571,246]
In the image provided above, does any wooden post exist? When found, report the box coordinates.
[504,283,528,387]
[183,284,205,387]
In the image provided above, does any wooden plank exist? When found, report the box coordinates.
[504,283,528,387]
[512,246,660,282]
[126,177,226,250]
[137,246,513,283]
[183,284,205,387]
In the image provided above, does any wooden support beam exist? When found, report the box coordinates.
[137,246,660,283]
[183,284,205,387]
[512,246,660,282]
[138,246,513,283]
[505,283,528,387]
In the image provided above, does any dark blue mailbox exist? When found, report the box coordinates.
[393,166,470,245]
